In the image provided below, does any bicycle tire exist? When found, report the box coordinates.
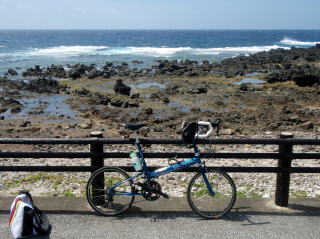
[86,167,135,216]
[187,169,236,219]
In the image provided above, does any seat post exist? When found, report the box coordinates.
[133,131,140,144]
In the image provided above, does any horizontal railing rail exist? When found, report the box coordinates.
[0,132,319,208]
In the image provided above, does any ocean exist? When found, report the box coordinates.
[0,30,320,75]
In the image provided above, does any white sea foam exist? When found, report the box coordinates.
[280,37,319,46]
[28,45,109,56]
[97,45,288,57]
[191,45,288,55]
[0,44,290,59]
[99,47,193,57]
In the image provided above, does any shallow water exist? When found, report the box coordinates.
[1,93,77,122]
[168,101,190,112]
[234,78,265,85]
[129,82,166,89]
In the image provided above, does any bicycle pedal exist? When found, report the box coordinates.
[160,192,169,199]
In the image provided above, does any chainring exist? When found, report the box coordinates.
[141,181,162,201]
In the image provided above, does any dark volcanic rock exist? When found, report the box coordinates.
[46,65,66,78]
[87,69,103,79]
[114,79,131,96]
[6,68,18,76]
[24,78,60,93]
[186,87,208,94]
[22,65,43,77]
[67,64,91,79]
[75,88,90,96]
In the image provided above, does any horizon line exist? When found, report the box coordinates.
[0,28,320,31]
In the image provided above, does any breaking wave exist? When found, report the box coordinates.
[28,45,109,56]
[0,44,290,59]
[280,37,319,46]
[97,45,288,57]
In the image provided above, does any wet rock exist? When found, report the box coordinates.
[68,70,82,79]
[127,100,139,107]
[77,122,92,129]
[282,107,292,114]
[186,87,207,94]
[288,114,301,123]
[301,121,314,130]
[24,78,60,93]
[102,72,111,78]
[110,98,125,107]
[121,102,128,108]
[11,107,21,114]
[143,108,153,115]
[6,68,18,76]
[190,107,200,113]
[150,93,160,99]
[239,83,254,91]
[75,88,90,96]
[0,116,4,120]
[130,93,140,99]
[22,65,43,77]
[154,126,163,132]
[292,74,320,87]
[87,69,103,79]
[162,97,170,103]
[67,64,89,79]
[0,108,7,113]
[114,79,131,96]
[19,121,31,127]
[46,65,66,78]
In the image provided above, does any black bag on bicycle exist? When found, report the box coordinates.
[181,121,198,144]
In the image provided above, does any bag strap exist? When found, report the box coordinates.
[33,207,52,235]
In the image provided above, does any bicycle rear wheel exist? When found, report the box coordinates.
[86,167,135,216]
[187,169,236,219]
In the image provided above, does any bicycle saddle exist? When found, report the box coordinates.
[122,123,147,131]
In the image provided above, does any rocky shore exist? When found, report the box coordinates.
[0,46,320,198]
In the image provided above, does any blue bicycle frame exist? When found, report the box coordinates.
[110,136,215,196]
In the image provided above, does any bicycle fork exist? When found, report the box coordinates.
[200,164,216,196]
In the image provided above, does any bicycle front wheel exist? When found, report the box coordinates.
[187,169,236,219]
[86,167,135,216]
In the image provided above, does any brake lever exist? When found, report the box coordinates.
[211,119,221,137]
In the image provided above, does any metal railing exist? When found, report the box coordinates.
[0,132,320,207]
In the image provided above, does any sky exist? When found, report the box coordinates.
[0,0,319,30]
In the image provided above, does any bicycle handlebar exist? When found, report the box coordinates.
[195,120,221,139]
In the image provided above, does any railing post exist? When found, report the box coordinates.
[90,131,104,203]
[90,131,104,171]
[275,132,293,207]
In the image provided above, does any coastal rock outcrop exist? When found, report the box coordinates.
[23,78,60,93]
[114,79,131,96]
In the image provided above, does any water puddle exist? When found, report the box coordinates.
[129,82,166,89]
[1,93,77,122]
[234,78,265,85]
[168,101,190,112]
[245,72,262,77]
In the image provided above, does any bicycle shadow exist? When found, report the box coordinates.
[116,201,320,226]
[2,201,318,227]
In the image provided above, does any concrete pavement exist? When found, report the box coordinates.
[1,197,319,238]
